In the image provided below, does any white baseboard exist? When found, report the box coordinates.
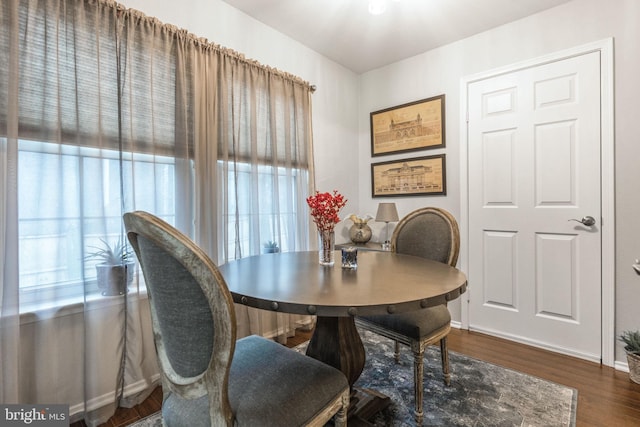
[453,323,633,374]
[69,374,161,419]
[615,360,630,373]
[467,325,602,364]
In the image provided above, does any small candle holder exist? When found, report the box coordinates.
[341,247,358,269]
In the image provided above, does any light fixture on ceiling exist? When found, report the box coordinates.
[368,0,401,16]
[368,0,386,15]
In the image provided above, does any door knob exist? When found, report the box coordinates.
[568,216,596,226]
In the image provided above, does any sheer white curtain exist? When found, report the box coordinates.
[0,0,314,424]
[1,1,194,424]
[192,47,316,342]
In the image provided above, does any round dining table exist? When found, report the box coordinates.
[218,250,467,422]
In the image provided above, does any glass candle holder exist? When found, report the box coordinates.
[341,247,358,269]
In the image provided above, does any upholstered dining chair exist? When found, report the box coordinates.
[355,207,460,423]
[123,211,350,427]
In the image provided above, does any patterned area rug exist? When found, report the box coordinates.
[130,329,577,426]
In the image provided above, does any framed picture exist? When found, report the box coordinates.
[370,95,445,157]
[371,154,446,197]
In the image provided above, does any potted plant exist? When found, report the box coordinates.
[263,240,280,254]
[619,330,640,384]
[86,238,135,296]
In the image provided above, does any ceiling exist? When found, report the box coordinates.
[222,0,572,74]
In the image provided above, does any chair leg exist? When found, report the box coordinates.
[412,344,424,424]
[333,393,348,427]
[394,340,401,363]
[440,337,451,386]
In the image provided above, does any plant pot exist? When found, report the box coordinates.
[627,351,640,384]
[96,262,135,296]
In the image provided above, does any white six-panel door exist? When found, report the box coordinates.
[467,51,602,361]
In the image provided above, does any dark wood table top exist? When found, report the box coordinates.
[219,250,467,317]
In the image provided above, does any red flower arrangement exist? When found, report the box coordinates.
[306,190,347,232]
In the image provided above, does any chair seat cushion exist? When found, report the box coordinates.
[359,305,451,340]
[162,335,348,426]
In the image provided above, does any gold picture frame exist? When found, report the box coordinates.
[371,154,446,197]
[370,95,445,157]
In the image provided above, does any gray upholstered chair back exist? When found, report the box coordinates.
[391,207,460,267]
[123,211,236,423]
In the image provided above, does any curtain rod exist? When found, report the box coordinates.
[108,0,316,93]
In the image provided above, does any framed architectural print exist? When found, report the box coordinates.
[371,154,446,197]
[370,95,445,157]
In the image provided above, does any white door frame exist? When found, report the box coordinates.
[459,38,615,367]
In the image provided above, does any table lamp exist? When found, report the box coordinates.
[375,202,399,250]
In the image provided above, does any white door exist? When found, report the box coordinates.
[467,51,602,361]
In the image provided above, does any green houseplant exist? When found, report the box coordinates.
[86,238,135,296]
[619,330,640,384]
[262,240,280,254]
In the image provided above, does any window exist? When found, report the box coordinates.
[18,140,176,308]
[17,139,308,310]
[223,161,307,259]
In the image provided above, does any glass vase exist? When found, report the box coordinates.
[318,229,335,266]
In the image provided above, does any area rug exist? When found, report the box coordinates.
[130,329,577,426]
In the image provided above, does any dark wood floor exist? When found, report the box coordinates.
[73,328,640,427]
[448,329,640,426]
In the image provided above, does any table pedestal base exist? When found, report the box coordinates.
[348,388,391,425]
[305,316,391,424]
[306,316,365,386]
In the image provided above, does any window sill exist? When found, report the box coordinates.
[19,288,149,325]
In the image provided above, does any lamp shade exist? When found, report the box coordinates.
[375,203,399,223]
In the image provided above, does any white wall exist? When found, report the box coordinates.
[359,0,640,362]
